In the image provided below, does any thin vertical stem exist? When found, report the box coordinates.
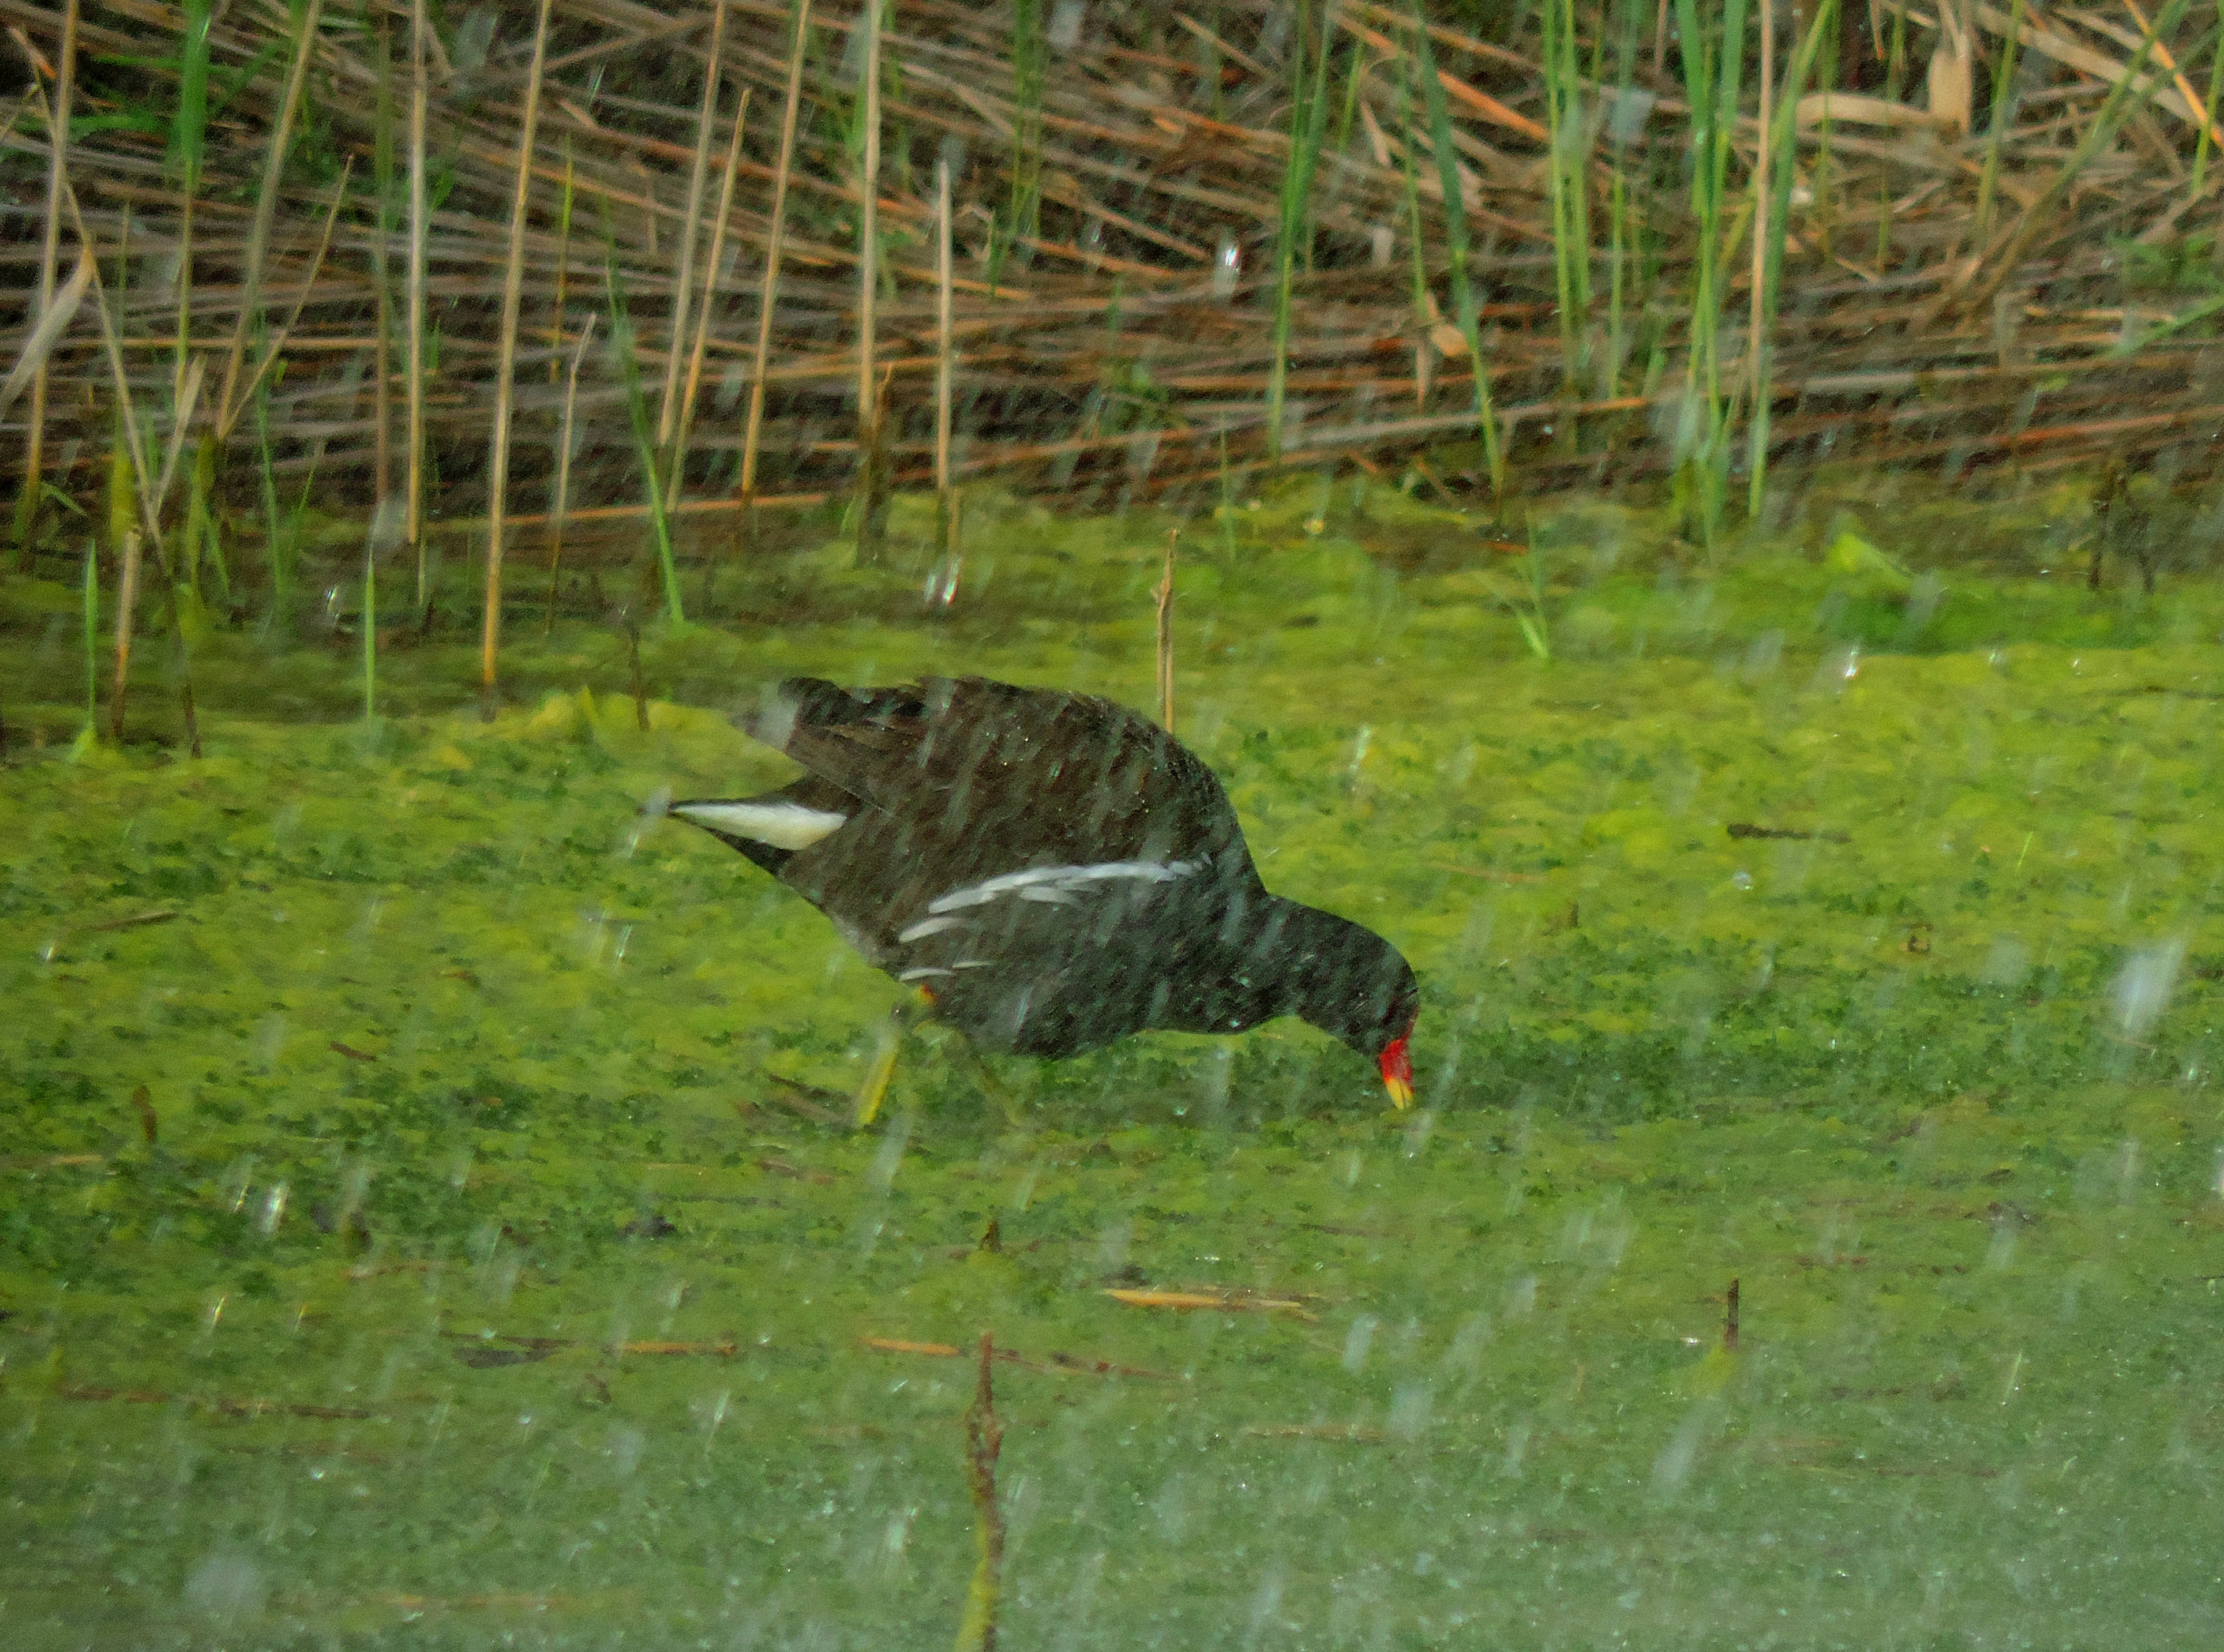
[81,533,99,737]
[14,0,77,568]
[546,313,598,633]
[954,1334,1006,1652]
[481,0,554,710]
[1409,2,1502,494]
[1267,1,1330,456]
[672,87,751,514]
[2193,1,2224,200]
[740,0,813,518]
[1154,530,1176,734]
[853,0,886,561]
[1004,0,1045,283]
[370,7,396,509]
[935,156,955,505]
[407,0,430,603]
[550,137,575,381]
[215,0,325,431]
[1749,0,1774,422]
[362,547,377,724]
[1749,2,1836,513]
[111,529,139,744]
[659,0,728,449]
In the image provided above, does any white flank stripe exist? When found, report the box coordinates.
[671,800,847,851]
[897,914,967,944]
[897,966,954,981]
[925,859,1195,915]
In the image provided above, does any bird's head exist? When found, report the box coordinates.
[1275,907,1421,1109]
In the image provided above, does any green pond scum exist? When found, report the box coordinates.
[1,478,2221,1648]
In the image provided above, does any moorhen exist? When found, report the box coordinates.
[670,676,1418,1121]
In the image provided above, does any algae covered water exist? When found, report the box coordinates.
[3,481,2222,1647]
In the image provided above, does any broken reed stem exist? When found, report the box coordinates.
[1154,528,1176,734]
[853,0,887,563]
[659,0,728,450]
[544,313,598,633]
[481,0,554,712]
[740,0,812,534]
[406,0,430,603]
[16,0,78,568]
[954,1333,1006,1652]
[670,85,752,514]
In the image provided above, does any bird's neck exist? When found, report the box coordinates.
[1164,891,1366,1033]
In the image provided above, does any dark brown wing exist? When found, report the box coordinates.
[767,676,1257,957]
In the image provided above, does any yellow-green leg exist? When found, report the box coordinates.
[854,989,930,1127]
[945,1034,1025,1128]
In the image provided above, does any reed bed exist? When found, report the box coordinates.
[7,0,2224,649]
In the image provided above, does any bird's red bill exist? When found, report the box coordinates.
[1379,1034,1414,1109]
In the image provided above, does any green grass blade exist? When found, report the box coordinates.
[999,0,1045,282]
[1973,0,2026,246]
[81,535,98,738]
[362,551,376,723]
[1748,0,1837,515]
[2191,2,2224,199]
[1409,1,1501,494]
[1267,1,1335,456]
[603,245,685,629]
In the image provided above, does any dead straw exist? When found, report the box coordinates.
[658,0,729,451]
[853,0,888,562]
[739,0,813,534]
[480,0,556,712]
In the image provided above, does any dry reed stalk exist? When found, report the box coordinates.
[63,173,199,756]
[544,312,598,633]
[406,0,429,602]
[670,86,753,512]
[934,152,954,518]
[14,0,77,570]
[24,0,2224,536]
[853,0,887,561]
[369,7,395,508]
[739,0,813,531]
[480,0,556,711]
[659,0,729,449]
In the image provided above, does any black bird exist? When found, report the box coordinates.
[669,676,1419,1121]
